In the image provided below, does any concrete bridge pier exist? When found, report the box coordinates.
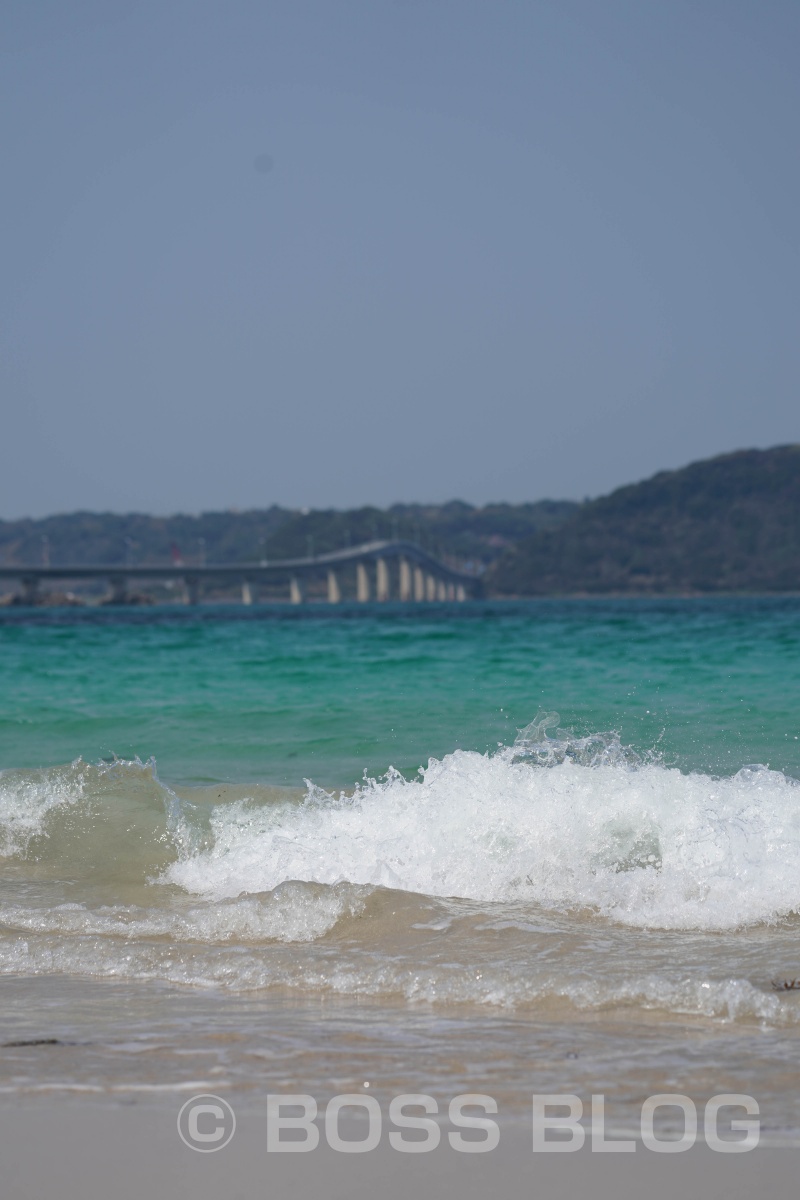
[356,562,371,602]
[327,570,341,603]
[20,576,39,606]
[108,574,129,605]
[376,557,390,602]
[0,541,475,610]
[399,559,412,602]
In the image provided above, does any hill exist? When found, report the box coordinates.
[255,501,575,570]
[0,500,576,573]
[487,446,800,595]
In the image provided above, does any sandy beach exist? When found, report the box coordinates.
[3,1097,799,1200]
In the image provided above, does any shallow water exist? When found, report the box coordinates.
[2,599,800,1133]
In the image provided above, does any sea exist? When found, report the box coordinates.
[2,598,800,1140]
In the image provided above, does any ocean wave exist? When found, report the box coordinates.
[0,880,368,945]
[4,719,800,931]
[163,720,800,931]
[0,917,793,1023]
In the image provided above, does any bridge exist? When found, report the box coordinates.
[0,540,481,606]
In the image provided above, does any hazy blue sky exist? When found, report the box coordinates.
[2,1,798,517]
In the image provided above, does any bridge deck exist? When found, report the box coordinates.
[0,541,480,601]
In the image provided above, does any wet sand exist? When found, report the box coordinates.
[2,1098,798,1200]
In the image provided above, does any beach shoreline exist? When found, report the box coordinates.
[4,601,800,1195]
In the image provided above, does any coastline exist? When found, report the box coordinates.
[3,599,800,1196]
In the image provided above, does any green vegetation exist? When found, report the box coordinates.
[488,446,800,595]
[0,508,289,568]
[259,501,575,568]
[5,447,797,595]
[0,500,576,572]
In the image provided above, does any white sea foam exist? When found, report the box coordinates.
[4,725,800,934]
[164,723,800,931]
[0,760,89,857]
[1,925,794,1023]
[0,880,367,945]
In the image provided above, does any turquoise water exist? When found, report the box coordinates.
[2,599,799,787]
[4,598,800,1129]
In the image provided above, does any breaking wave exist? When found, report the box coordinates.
[161,716,800,931]
[3,716,800,931]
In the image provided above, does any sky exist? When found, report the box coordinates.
[1,0,798,518]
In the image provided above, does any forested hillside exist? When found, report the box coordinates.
[488,447,800,594]
[0,500,576,572]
